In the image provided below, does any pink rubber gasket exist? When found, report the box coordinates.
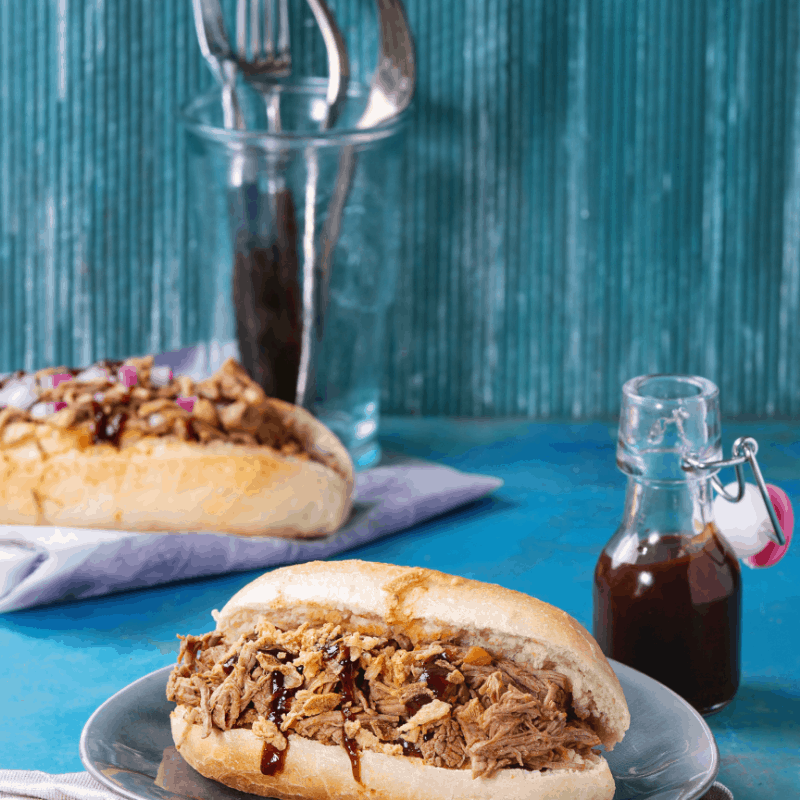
[747,485,794,568]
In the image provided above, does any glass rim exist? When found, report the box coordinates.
[180,77,411,149]
[622,374,719,405]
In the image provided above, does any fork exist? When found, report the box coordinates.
[235,0,349,133]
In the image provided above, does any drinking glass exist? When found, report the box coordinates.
[181,80,408,468]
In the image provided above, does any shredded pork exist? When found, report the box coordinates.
[167,622,602,779]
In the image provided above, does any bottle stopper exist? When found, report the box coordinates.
[713,482,793,568]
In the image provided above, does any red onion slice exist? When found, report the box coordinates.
[176,396,196,413]
[31,401,69,417]
[119,365,138,387]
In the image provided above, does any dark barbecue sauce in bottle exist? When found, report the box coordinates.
[594,524,741,713]
[593,375,743,716]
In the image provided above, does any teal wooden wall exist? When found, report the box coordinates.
[1,1,799,419]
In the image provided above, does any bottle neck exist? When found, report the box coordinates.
[620,476,715,537]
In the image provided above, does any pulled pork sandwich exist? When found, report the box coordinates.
[0,357,353,537]
[167,561,630,800]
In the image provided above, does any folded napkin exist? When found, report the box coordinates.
[0,770,735,800]
[0,457,502,613]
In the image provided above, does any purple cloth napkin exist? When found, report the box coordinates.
[0,458,502,613]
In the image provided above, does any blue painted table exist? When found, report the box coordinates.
[1,419,798,798]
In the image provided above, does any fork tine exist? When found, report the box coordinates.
[277,0,290,62]
[252,0,264,59]
[235,0,291,71]
[235,0,248,60]
[263,0,275,60]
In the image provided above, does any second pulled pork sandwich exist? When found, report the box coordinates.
[167,560,630,800]
[0,357,353,537]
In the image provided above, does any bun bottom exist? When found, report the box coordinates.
[170,706,615,800]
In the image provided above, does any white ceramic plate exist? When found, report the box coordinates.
[80,660,719,800]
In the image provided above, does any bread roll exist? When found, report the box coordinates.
[168,561,630,800]
[0,358,353,537]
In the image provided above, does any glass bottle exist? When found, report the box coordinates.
[593,375,742,715]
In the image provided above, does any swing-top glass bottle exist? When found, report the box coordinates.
[593,375,742,715]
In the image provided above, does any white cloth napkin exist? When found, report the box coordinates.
[0,458,502,612]
[0,772,118,800]
[0,771,735,800]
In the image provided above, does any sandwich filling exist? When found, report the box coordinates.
[0,357,345,477]
[167,621,603,781]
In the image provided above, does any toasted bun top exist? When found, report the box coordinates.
[264,395,354,490]
[213,560,630,750]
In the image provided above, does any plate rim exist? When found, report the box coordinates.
[607,658,720,799]
[79,665,177,800]
[80,660,720,800]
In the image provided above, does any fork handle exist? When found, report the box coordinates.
[220,60,245,130]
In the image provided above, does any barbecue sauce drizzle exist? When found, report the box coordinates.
[89,394,199,448]
[184,419,200,442]
[90,400,128,447]
[255,642,452,779]
[337,646,364,783]
[259,648,302,776]
[399,739,422,757]
[405,659,454,716]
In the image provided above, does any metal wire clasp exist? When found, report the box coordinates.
[681,437,785,547]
